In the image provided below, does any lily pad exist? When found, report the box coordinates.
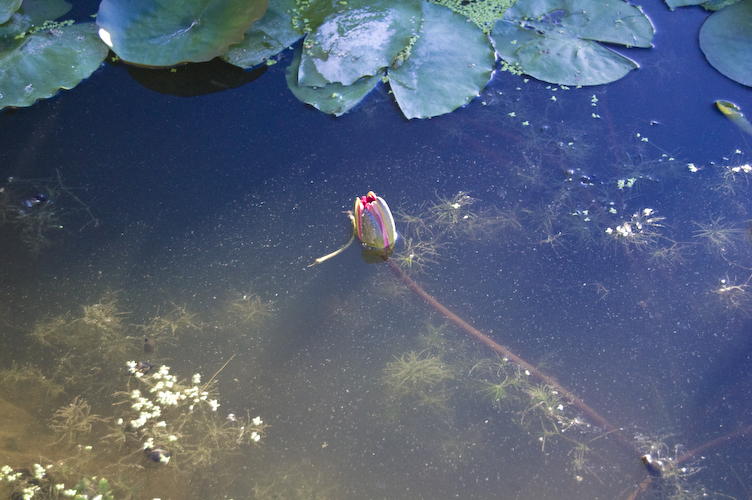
[96,0,268,67]
[297,0,422,87]
[0,0,71,50]
[19,0,72,25]
[0,22,108,110]
[663,0,704,8]
[491,0,654,86]
[701,0,742,9]
[0,12,32,53]
[0,0,22,24]
[286,45,381,116]
[699,0,752,87]
[389,1,494,119]
[664,0,740,10]
[223,0,301,68]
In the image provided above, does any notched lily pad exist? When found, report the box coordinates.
[96,0,268,67]
[492,0,655,86]
[297,0,422,87]
[0,22,108,110]
[699,0,752,87]
[389,1,494,119]
[286,45,381,116]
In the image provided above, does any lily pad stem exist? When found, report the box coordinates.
[385,258,637,455]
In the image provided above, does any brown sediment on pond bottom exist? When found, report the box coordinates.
[386,259,638,455]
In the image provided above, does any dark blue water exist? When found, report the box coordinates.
[1,0,751,498]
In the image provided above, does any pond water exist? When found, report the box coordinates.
[1,0,751,499]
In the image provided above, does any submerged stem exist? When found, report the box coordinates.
[385,258,637,455]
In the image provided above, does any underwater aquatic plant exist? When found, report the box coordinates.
[478,376,524,409]
[50,397,108,446]
[252,462,342,500]
[30,312,72,347]
[226,293,275,325]
[82,292,126,331]
[383,349,456,406]
[142,302,201,340]
[25,293,142,395]
[522,384,565,422]
[367,272,410,304]
[395,204,432,241]
[633,433,710,500]
[712,274,752,314]
[711,149,751,196]
[605,208,665,252]
[108,361,265,478]
[392,236,444,273]
[417,323,454,352]
[647,241,690,268]
[0,362,65,401]
[460,206,522,241]
[692,216,746,256]
[426,191,479,229]
[0,460,119,500]
[469,355,529,409]
[0,172,98,255]
[396,191,519,247]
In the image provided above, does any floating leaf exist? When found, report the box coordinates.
[0,0,22,24]
[96,0,268,67]
[700,0,742,10]
[286,45,381,116]
[223,0,301,69]
[491,0,654,86]
[19,0,72,25]
[0,0,72,52]
[0,22,108,110]
[663,0,704,8]
[663,0,740,10]
[0,12,32,53]
[389,1,494,119]
[297,0,422,88]
[699,0,752,87]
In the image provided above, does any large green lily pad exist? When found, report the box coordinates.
[222,0,301,69]
[297,0,422,88]
[0,22,108,110]
[285,1,494,119]
[0,0,22,24]
[286,45,382,116]
[96,0,268,67]
[18,0,71,24]
[699,0,752,87]
[491,0,654,86]
[664,0,740,10]
[0,11,32,53]
[0,0,71,51]
[390,1,494,119]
